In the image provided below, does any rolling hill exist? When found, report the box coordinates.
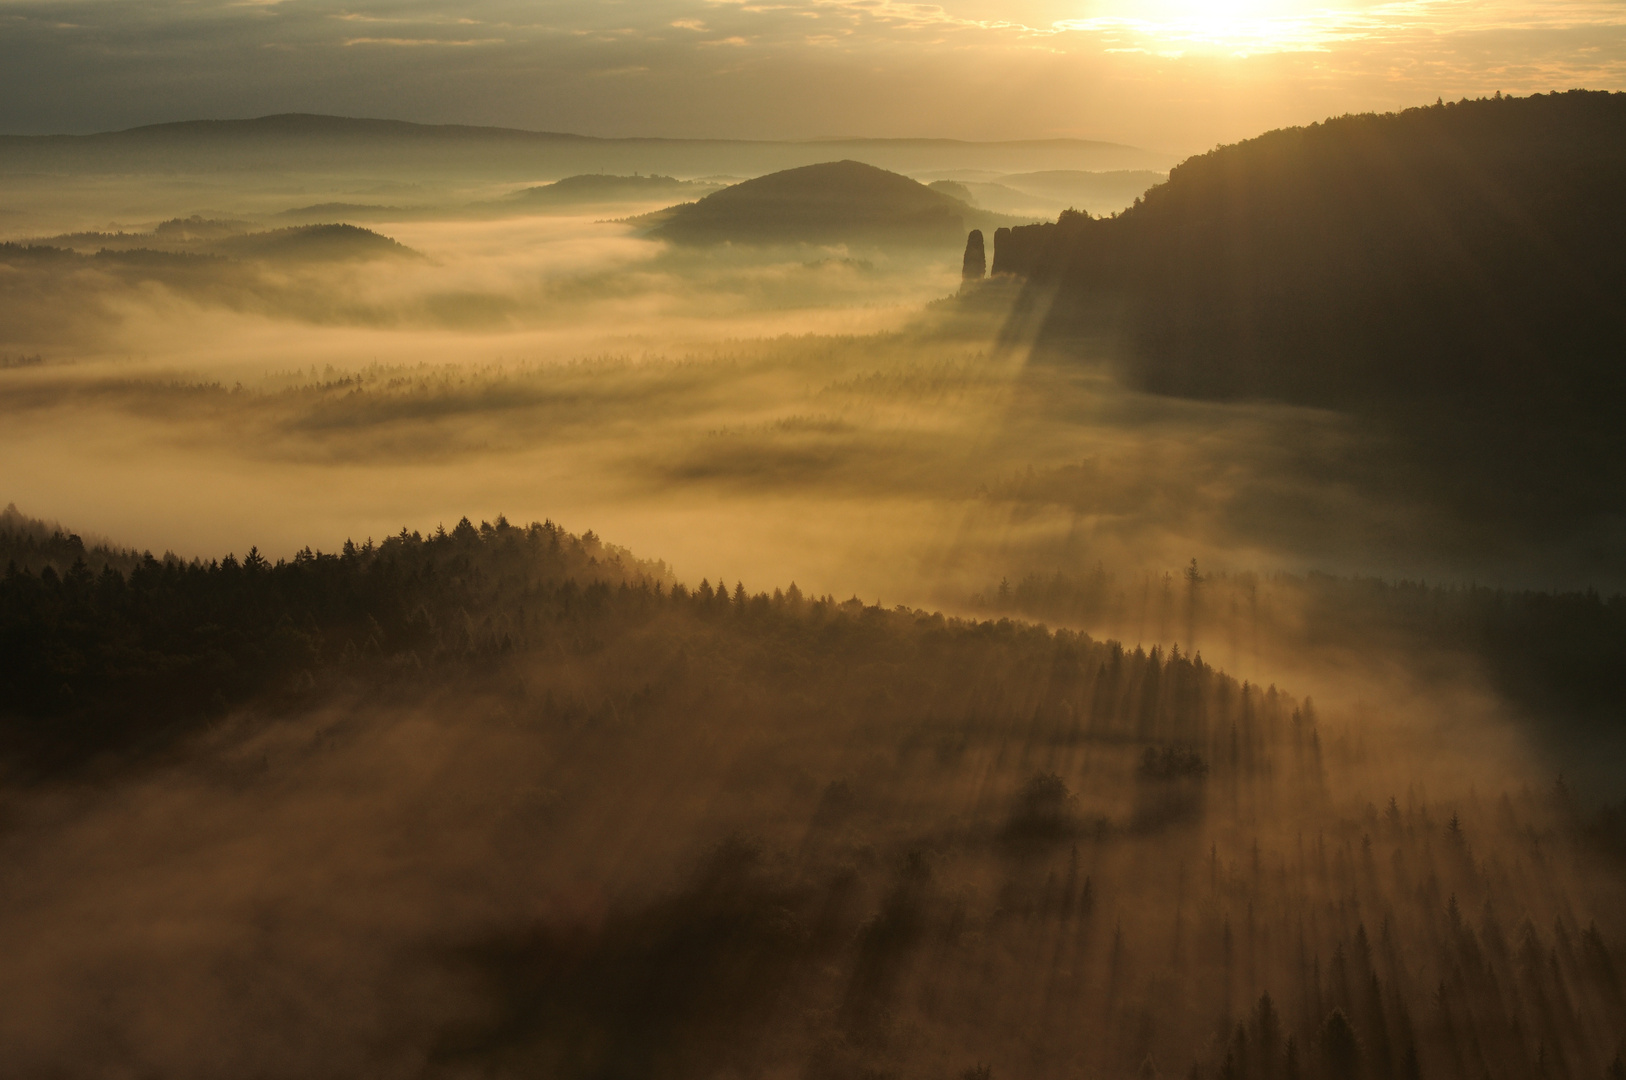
[23,220,417,261]
[647,160,1030,247]
[211,223,417,261]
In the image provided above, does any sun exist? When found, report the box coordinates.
[1055,0,1372,56]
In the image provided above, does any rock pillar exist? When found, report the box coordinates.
[961,229,986,281]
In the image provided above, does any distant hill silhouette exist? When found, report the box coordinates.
[213,223,417,261]
[0,114,1170,181]
[927,179,976,203]
[990,90,1626,529]
[17,114,593,146]
[24,221,416,262]
[152,215,255,241]
[647,160,1030,247]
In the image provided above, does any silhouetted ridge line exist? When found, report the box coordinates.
[996,90,1626,408]
[983,90,1626,529]
[35,114,598,143]
[4,114,1150,155]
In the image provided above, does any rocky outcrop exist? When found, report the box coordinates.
[990,211,1091,277]
[961,229,985,280]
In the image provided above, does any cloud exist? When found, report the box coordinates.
[0,0,1624,148]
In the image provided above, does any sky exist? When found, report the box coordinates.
[3,0,1626,155]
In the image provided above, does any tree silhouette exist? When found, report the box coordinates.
[1320,1009,1361,1080]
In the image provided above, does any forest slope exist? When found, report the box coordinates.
[992,91,1626,529]
[1001,91,1626,407]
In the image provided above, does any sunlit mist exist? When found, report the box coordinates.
[3,5,1626,1072]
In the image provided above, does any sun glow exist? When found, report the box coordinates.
[1054,0,1404,56]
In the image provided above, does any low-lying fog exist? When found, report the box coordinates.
[6,171,1620,722]
[5,155,1626,1080]
[0,196,1553,588]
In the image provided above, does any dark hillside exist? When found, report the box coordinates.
[1004,91,1626,406]
[994,91,1626,526]
[0,513,656,772]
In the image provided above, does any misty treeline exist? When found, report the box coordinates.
[974,564,1626,735]
[0,238,367,344]
[1,507,1624,1080]
[0,505,1271,779]
[0,507,660,769]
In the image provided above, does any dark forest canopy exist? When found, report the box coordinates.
[0,508,657,772]
[984,91,1626,531]
[0,507,1260,783]
[7,502,1626,785]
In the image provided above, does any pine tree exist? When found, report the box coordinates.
[1320,1009,1361,1080]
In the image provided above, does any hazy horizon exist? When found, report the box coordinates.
[4,0,1626,153]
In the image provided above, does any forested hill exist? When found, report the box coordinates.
[6,507,1626,1079]
[996,91,1626,411]
[647,160,1028,247]
[0,508,1260,783]
[0,511,658,771]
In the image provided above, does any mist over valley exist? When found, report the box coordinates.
[3,89,1626,1080]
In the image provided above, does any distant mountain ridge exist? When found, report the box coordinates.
[11,114,596,145]
[6,113,1155,155]
[0,113,1172,179]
